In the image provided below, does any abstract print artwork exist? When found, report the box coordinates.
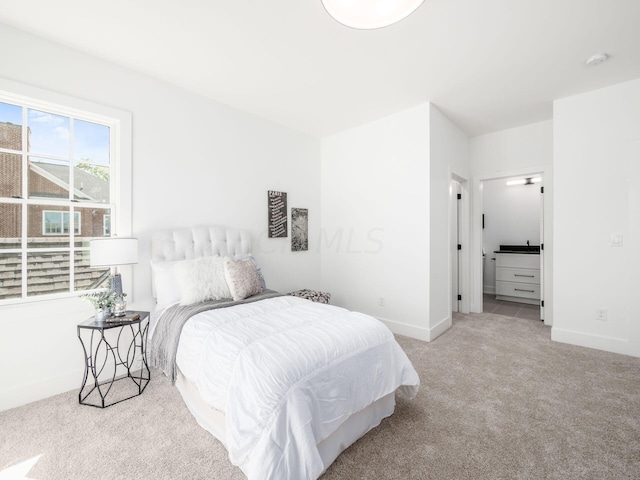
[291,208,308,251]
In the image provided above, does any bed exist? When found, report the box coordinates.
[148,226,419,480]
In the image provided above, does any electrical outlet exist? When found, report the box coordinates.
[378,296,385,307]
[595,308,608,321]
[610,233,623,247]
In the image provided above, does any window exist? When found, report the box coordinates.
[0,81,131,303]
[43,211,81,235]
[103,214,111,236]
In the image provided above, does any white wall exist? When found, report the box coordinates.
[553,78,640,357]
[471,121,554,173]
[0,23,321,411]
[482,178,541,293]
[320,103,470,341]
[320,104,431,340]
[470,120,553,320]
[429,105,470,330]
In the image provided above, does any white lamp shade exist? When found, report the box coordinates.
[322,0,424,29]
[90,238,139,267]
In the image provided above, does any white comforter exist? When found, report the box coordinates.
[176,296,419,480]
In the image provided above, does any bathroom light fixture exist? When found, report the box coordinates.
[321,0,425,29]
[506,177,541,186]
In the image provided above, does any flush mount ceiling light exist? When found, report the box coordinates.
[321,0,425,29]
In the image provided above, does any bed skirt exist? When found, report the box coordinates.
[175,369,396,477]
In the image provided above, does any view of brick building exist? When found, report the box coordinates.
[0,121,110,299]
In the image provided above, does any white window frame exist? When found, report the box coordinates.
[0,78,132,305]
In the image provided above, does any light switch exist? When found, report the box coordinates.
[610,233,623,247]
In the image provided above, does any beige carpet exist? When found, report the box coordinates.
[2,312,639,479]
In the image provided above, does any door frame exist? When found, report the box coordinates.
[451,174,470,314]
[471,165,553,326]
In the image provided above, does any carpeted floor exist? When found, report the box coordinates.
[2,311,639,479]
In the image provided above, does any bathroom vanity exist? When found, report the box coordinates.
[494,245,541,305]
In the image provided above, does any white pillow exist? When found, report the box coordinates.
[236,254,267,290]
[175,256,231,306]
[150,259,182,310]
[224,257,263,301]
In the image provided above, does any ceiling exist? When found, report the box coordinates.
[1,0,639,138]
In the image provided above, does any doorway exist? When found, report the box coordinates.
[479,173,545,321]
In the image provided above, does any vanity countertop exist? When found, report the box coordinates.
[494,244,540,254]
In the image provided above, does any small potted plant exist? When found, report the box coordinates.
[82,280,117,322]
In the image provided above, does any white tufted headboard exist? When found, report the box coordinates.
[151,225,253,263]
[150,226,253,298]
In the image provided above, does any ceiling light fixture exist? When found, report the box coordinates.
[585,53,609,67]
[506,177,541,186]
[321,0,425,30]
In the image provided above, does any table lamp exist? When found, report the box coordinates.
[90,237,138,316]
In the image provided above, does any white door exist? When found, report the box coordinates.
[451,180,462,313]
[539,182,545,321]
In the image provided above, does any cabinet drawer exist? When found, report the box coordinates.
[496,268,540,285]
[496,281,540,300]
[495,253,540,270]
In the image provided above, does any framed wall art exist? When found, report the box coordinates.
[268,190,288,238]
[291,208,308,251]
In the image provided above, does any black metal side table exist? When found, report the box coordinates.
[77,311,151,408]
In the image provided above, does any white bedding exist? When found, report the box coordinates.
[175,295,420,480]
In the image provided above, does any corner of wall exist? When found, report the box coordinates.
[378,314,450,343]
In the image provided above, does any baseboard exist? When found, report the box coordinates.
[377,315,451,342]
[428,315,452,341]
[483,286,496,295]
[0,356,146,412]
[0,369,81,412]
[551,327,636,358]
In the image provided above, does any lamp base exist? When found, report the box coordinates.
[111,273,123,296]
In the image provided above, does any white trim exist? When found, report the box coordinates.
[0,77,132,305]
[551,327,632,357]
[428,315,452,341]
[377,314,450,342]
[471,165,552,327]
[377,315,429,341]
[451,172,470,314]
[0,367,82,412]
[0,77,130,127]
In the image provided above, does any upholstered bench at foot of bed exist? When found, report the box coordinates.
[289,289,331,304]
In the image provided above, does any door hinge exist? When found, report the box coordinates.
[457,193,462,200]
[458,294,462,301]
[457,244,462,250]
[541,300,545,307]
[541,186,544,194]
[541,243,544,251]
